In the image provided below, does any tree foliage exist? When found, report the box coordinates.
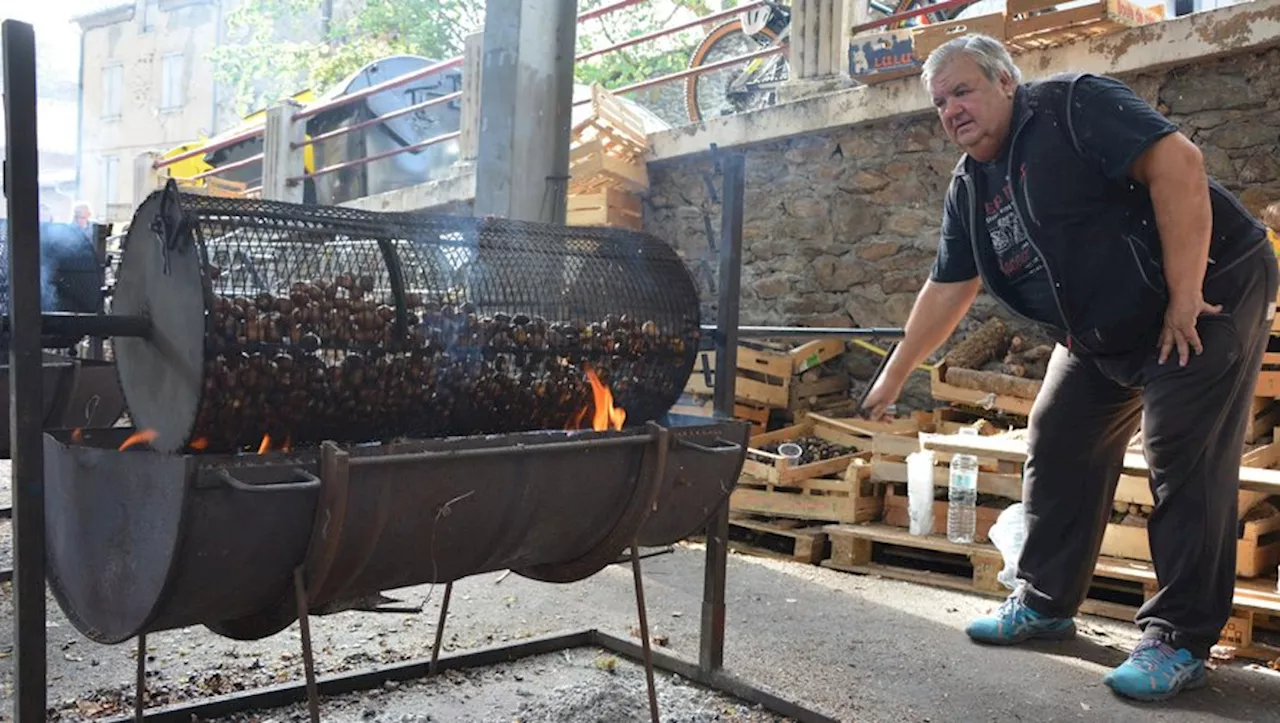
[209,0,716,118]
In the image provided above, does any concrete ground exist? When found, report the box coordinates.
[3,468,1280,721]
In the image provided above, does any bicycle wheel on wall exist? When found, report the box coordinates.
[684,19,786,124]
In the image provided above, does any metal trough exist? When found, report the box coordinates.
[0,354,126,458]
[43,414,748,645]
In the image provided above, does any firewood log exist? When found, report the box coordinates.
[947,318,1009,370]
[944,366,1043,400]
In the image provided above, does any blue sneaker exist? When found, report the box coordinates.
[1103,638,1207,702]
[965,595,1077,645]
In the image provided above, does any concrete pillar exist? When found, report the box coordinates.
[456,31,484,170]
[262,99,306,203]
[473,0,579,224]
[781,0,855,102]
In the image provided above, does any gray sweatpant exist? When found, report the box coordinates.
[1014,239,1278,660]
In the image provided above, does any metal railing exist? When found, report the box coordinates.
[150,0,961,202]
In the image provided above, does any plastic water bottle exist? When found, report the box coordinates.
[947,428,980,544]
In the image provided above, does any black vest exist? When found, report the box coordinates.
[945,73,1267,356]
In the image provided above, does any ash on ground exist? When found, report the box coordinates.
[206,649,790,723]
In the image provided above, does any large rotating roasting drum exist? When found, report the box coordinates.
[111,184,702,454]
[46,185,747,646]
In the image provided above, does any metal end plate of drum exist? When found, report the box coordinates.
[112,189,208,454]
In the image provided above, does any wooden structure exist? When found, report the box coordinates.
[566,84,650,231]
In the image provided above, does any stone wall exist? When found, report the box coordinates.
[641,46,1280,404]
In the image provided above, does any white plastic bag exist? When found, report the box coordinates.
[988,502,1026,590]
[905,450,936,536]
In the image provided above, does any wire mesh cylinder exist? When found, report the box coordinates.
[112,185,700,454]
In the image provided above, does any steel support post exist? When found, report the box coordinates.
[3,19,47,723]
[701,151,745,676]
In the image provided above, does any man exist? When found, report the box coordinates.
[860,35,1276,702]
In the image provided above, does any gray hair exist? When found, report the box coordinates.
[920,33,1023,89]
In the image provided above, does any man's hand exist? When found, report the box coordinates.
[860,372,904,421]
[1158,292,1222,367]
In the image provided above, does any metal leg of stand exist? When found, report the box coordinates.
[134,634,146,722]
[293,567,320,723]
[629,542,661,723]
[4,20,48,723]
[430,581,453,676]
[701,149,743,677]
[699,503,730,675]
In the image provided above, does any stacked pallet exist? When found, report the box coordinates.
[724,412,887,561]
[881,428,1280,660]
[674,338,851,434]
[566,84,648,231]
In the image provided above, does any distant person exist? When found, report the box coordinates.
[72,201,95,242]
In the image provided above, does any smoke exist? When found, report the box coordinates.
[38,221,102,314]
[0,221,102,315]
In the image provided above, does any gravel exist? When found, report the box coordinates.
[3,459,1280,722]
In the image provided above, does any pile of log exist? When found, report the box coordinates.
[942,318,1054,401]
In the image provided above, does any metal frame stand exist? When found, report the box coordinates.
[4,19,905,723]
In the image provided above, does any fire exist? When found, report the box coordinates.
[188,437,209,451]
[71,428,83,443]
[119,429,158,451]
[258,434,272,455]
[584,367,626,432]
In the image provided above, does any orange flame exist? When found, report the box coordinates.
[188,437,209,451]
[585,367,626,432]
[71,428,83,443]
[119,429,158,451]
[258,434,272,455]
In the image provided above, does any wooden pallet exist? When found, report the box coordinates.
[820,522,1280,659]
[919,430,1280,578]
[727,515,830,564]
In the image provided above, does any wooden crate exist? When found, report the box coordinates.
[929,358,1040,419]
[566,188,642,230]
[689,340,849,412]
[737,339,849,410]
[732,458,883,525]
[1004,0,1164,51]
[669,392,772,436]
[741,415,874,485]
[568,84,649,195]
[912,13,1007,60]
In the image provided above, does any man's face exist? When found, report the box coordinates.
[928,54,1017,162]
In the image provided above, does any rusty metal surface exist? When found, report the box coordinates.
[43,429,320,644]
[41,416,746,644]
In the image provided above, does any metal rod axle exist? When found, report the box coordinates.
[703,325,906,340]
[0,312,152,339]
